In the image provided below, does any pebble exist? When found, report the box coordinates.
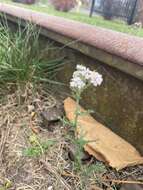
[27,105,35,113]
[48,186,53,190]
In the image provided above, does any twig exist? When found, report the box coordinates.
[103,179,143,185]
[61,171,80,179]
[40,159,72,190]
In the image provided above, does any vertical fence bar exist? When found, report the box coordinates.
[127,0,138,25]
[89,0,95,17]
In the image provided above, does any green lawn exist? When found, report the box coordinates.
[2,0,143,37]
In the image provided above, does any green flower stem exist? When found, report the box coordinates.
[33,138,44,154]
[73,91,81,129]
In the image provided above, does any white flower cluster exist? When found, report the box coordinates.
[70,65,103,91]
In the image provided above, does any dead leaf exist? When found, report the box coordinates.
[30,126,40,134]
[31,111,36,119]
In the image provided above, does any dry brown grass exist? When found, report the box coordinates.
[0,88,86,190]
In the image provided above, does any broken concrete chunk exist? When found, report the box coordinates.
[64,97,143,170]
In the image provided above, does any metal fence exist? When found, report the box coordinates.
[90,0,138,24]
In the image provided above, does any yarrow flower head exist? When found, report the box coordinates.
[70,64,103,92]
[89,71,103,87]
[76,65,87,71]
[70,77,85,90]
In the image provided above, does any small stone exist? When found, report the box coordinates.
[48,186,53,190]
[120,184,143,190]
[28,105,34,113]
[68,144,92,163]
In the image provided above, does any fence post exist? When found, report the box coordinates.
[127,0,138,25]
[89,0,95,17]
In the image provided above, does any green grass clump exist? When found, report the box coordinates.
[23,140,55,157]
[0,19,64,94]
[23,134,55,157]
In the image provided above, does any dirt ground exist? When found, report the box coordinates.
[0,89,143,190]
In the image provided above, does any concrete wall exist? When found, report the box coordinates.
[56,47,143,155]
[0,3,143,154]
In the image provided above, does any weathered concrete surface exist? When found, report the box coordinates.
[53,46,143,155]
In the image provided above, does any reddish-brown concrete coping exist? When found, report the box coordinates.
[0,3,143,66]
